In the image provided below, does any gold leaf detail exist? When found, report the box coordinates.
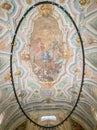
[34,90,38,93]
[14,70,21,76]
[85,70,92,77]
[0,44,6,50]
[88,39,93,44]
[76,38,81,44]
[19,93,24,97]
[41,82,53,88]
[4,73,10,81]
[79,0,90,5]
[72,91,77,94]
[57,89,61,92]
[59,0,65,3]
[26,0,32,5]
[38,4,53,17]
[46,98,51,104]
[74,67,80,73]
[10,97,16,102]
[21,54,30,61]
[1,3,11,10]
[80,94,84,98]
[64,49,73,58]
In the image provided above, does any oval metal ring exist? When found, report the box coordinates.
[10,1,85,129]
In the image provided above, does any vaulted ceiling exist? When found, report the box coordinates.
[0,0,97,130]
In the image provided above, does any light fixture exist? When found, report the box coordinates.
[41,116,56,121]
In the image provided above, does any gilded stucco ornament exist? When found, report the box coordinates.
[64,49,73,58]
[45,98,51,104]
[88,39,93,44]
[38,4,53,17]
[11,42,17,47]
[10,97,16,102]
[74,67,80,73]
[19,93,24,97]
[76,38,81,44]
[1,2,11,10]
[72,90,77,95]
[59,0,65,3]
[72,92,85,100]
[14,70,21,76]
[40,81,53,88]
[4,73,10,81]
[85,70,92,77]
[0,44,6,50]
[6,24,11,31]
[10,93,24,102]
[21,54,30,61]
[79,0,90,5]
[26,0,32,4]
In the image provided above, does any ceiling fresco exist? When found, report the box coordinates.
[0,0,97,129]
